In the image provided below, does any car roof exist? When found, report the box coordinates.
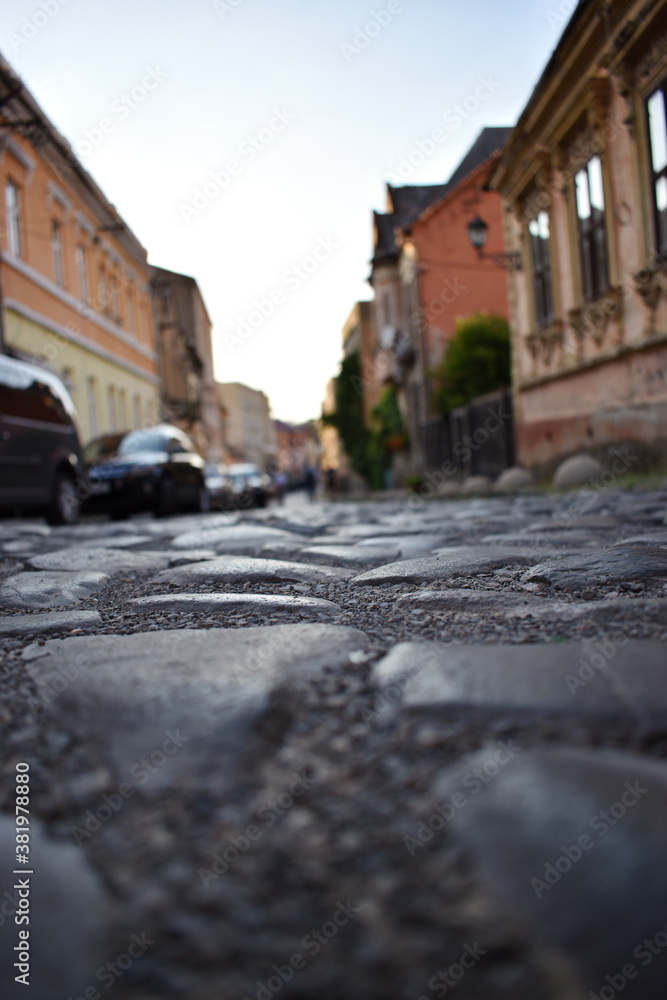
[0,353,76,416]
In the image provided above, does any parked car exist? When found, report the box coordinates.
[82,432,125,464]
[204,462,234,510]
[0,354,86,525]
[228,463,271,508]
[84,424,208,518]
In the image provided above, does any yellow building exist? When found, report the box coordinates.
[216,382,277,469]
[0,53,159,444]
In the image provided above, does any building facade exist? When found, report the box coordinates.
[490,0,667,473]
[150,266,225,460]
[0,54,160,444]
[369,128,512,473]
[217,381,277,470]
[341,300,382,426]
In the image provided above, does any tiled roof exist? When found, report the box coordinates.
[445,126,513,191]
[372,127,512,263]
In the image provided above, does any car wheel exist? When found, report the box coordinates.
[156,476,176,518]
[46,471,80,526]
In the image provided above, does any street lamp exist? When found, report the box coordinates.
[466,215,522,271]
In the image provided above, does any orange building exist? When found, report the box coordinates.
[370,128,512,472]
[0,53,160,444]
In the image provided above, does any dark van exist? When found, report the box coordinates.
[0,354,86,524]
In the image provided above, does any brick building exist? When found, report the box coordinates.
[370,127,512,473]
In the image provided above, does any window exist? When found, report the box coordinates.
[98,268,109,315]
[133,393,141,428]
[87,377,99,437]
[575,156,609,302]
[52,220,65,287]
[647,84,667,255]
[5,181,22,257]
[76,246,89,303]
[118,388,127,429]
[107,385,117,431]
[110,274,120,323]
[126,284,135,333]
[528,211,554,328]
[61,367,75,400]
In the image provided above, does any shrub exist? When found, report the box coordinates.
[431,313,511,415]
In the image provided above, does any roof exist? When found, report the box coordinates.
[445,127,513,190]
[488,0,603,188]
[0,51,149,267]
[372,127,513,263]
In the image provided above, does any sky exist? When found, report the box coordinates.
[0,0,571,423]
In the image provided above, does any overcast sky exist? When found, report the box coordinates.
[0,0,570,423]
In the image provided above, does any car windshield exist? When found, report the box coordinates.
[118,430,168,455]
[229,464,259,476]
[83,434,124,462]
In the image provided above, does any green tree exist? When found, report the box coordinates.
[371,384,407,453]
[322,352,374,482]
[431,313,511,416]
[322,356,407,490]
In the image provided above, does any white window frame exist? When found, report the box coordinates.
[5,180,23,258]
[76,245,89,304]
[52,219,65,287]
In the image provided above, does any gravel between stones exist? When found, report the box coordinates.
[1,489,667,999]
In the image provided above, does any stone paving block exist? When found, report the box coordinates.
[0,609,102,636]
[504,597,667,626]
[522,544,667,590]
[156,554,352,586]
[78,534,154,548]
[396,589,543,612]
[125,593,340,615]
[24,624,369,790]
[433,745,667,999]
[0,815,109,1000]
[356,533,451,557]
[372,640,667,722]
[351,547,540,586]
[0,571,109,609]
[299,544,401,566]
[325,521,436,540]
[165,549,217,566]
[29,547,170,575]
[170,525,297,552]
[481,532,602,547]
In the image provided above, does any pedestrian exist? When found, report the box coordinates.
[303,465,317,503]
[275,470,287,505]
[326,466,337,500]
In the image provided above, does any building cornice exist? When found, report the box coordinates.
[4,298,160,385]
[490,0,660,198]
[518,329,667,392]
[2,251,157,363]
[0,133,36,182]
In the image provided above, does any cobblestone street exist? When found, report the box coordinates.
[1,484,667,999]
